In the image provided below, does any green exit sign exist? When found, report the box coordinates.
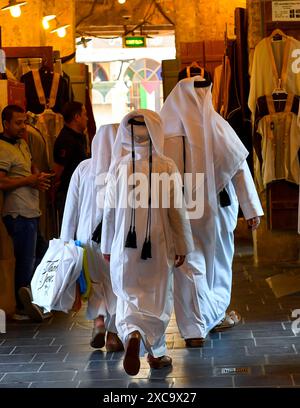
[123,36,146,48]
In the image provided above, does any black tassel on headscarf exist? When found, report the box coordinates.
[125,226,137,248]
[141,237,149,260]
[141,139,152,260]
[125,122,137,248]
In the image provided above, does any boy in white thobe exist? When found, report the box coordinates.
[101,110,194,375]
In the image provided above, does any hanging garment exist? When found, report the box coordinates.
[23,69,65,169]
[34,109,64,169]
[60,123,118,325]
[85,86,97,144]
[248,34,300,115]
[298,184,300,234]
[220,55,232,119]
[24,123,49,173]
[254,94,300,189]
[212,64,223,112]
[101,110,194,357]
[21,68,70,114]
[160,76,263,339]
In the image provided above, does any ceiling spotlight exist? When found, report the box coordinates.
[1,1,27,18]
[51,23,70,38]
[42,14,56,30]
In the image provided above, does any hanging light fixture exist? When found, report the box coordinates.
[42,14,56,30]
[1,1,27,18]
[51,20,70,38]
[118,0,126,4]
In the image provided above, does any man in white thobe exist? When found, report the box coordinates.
[101,109,194,375]
[60,124,123,352]
[160,76,264,347]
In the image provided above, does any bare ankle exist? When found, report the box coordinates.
[94,315,105,328]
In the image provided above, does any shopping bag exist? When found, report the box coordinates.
[75,240,91,302]
[31,238,83,312]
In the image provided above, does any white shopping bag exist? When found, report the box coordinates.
[31,238,83,312]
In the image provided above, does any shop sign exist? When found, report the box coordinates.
[123,36,146,48]
[272,1,300,21]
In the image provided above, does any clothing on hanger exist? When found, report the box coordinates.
[253,94,300,190]
[248,31,300,115]
[21,68,70,114]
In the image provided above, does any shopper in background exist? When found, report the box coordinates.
[53,101,89,231]
[0,104,52,321]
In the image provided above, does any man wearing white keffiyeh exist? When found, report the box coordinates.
[161,76,264,346]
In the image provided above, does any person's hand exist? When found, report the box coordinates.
[28,173,52,191]
[247,216,261,231]
[36,173,52,192]
[174,255,185,268]
[103,254,111,263]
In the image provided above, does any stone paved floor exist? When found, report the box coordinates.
[1,239,300,388]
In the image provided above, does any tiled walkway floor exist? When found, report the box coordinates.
[1,239,300,388]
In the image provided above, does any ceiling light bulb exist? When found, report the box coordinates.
[118,0,126,4]
[10,5,21,17]
[42,14,56,29]
[57,26,67,38]
[1,1,28,17]
[42,18,50,30]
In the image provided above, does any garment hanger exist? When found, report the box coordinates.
[189,61,202,69]
[39,57,53,75]
[272,78,288,101]
[270,28,286,42]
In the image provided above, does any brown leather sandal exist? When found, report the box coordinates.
[105,332,124,352]
[90,326,106,349]
[147,354,172,369]
[123,331,141,376]
[184,338,206,348]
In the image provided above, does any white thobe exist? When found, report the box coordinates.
[101,149,194,357]
[60,124,118,329]
[161,77,264,339]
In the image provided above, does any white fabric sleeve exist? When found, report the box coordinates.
[168,161,194,255]
[232,160,264,220]
[60,167,80,242]
[100,176,116,254]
